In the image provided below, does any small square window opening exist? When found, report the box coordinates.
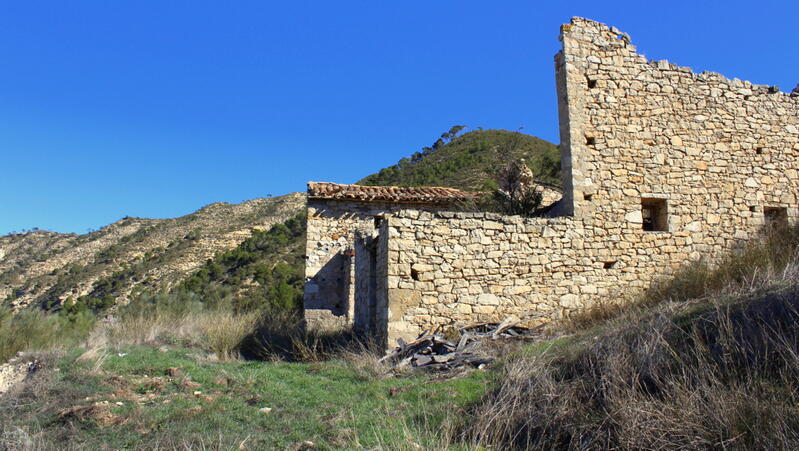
[764,206,788,227]
[641,198,668,232]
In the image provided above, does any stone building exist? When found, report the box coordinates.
[304,17,799,346]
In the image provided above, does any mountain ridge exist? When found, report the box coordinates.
[0,193,305,310]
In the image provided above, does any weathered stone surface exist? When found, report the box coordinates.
[625,210,643,224]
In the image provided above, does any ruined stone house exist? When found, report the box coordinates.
[304,17,799,346]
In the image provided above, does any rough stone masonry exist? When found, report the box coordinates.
[304,17,799,346]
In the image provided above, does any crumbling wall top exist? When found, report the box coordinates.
[560,16,799,101]
[307,182,480,204]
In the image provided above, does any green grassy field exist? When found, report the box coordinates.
[2,345,490,450]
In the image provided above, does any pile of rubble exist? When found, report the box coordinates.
[380,314,547,372]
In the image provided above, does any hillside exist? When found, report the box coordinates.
[358,129,561,190]
[1,129,559,316]
[175,212,307,313]
[0,193,305,311]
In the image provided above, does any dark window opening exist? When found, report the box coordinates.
[586,76,597,89]
[584,193,593,201]
[586,136,596,146]
[374,217,381,228]
[603,261,617,269]
[641,198,668,232]
[756,147,764,155]
[410,267,420,281]
[764,206,788,226]
[749,206,757,212]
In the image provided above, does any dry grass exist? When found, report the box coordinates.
[240,310,386,371]
[101,304,261,361]
[103,298,384,366]
[463,223,799,450]
[466,288,799,449]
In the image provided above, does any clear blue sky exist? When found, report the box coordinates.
[1,1,796,234]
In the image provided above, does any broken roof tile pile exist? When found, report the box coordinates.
[307,182,480,204]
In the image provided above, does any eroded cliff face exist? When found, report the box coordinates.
[0,193,305,310]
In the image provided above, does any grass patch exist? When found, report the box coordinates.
[104,295,262,361]
[1,346,491,449]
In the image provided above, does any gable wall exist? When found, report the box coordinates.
[561,17,799,235]
[304,198,453,330]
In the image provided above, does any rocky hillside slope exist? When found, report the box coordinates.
[0,193,305,311]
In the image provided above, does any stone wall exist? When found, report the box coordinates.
[304,17,799,345]
[379,17,799,343]
[385,211,585,339]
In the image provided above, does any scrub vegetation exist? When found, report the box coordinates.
[359,128,561,190]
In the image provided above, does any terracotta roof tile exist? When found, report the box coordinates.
[307,182,479,204]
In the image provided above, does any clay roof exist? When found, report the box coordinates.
[307,182,479,204]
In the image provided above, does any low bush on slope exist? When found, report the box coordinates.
[0,307,95,363]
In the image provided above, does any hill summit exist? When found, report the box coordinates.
[358,128,560,190]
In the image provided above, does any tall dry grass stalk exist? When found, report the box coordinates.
[101,306,260,360]
[466,290,799,449]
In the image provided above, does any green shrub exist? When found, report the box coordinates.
[0,306,95,363]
